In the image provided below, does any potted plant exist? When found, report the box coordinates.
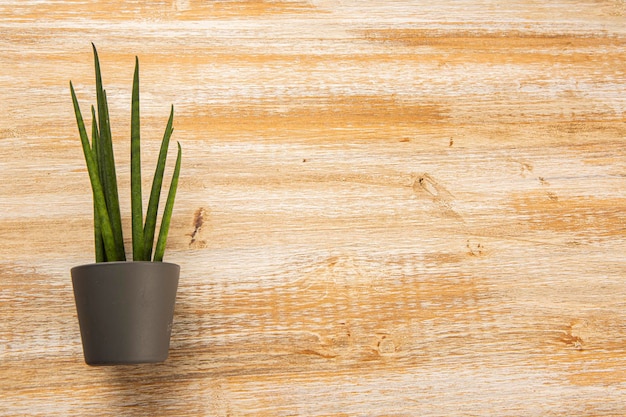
[69,44,182,365]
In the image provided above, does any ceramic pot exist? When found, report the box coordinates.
[71,261,179,365]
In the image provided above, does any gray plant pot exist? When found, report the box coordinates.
[71,261,180,365]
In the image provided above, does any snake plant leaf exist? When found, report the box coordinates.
[93,44,125,260]
[153,142,182,262]
[143,105,175,261]
[90,106,105,263]
[70,81,122,261]
[130,56,145,260]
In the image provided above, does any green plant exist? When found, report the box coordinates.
[70,44,182,263]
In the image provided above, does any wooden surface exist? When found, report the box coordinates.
[1,1,625,415]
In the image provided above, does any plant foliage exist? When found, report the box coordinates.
[70,44,182,262]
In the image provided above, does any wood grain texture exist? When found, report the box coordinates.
[1,1,625,415]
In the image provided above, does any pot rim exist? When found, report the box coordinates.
[71,260,180,274]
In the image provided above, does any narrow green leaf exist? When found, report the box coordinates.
[93,44,125,260]
[153,142,182,262]
[91,106,105,263]
[70,81,120,261]
[100,89,125,260]
[130,56,144,260]
[143,105,175,261]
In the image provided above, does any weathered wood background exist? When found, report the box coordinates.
[1,1,625,415]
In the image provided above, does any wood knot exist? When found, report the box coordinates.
[189,207,210,248]
[377,336,396,355]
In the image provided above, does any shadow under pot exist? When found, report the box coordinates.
[71,261,180,366]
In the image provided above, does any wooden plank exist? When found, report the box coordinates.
[1,1,625,415]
